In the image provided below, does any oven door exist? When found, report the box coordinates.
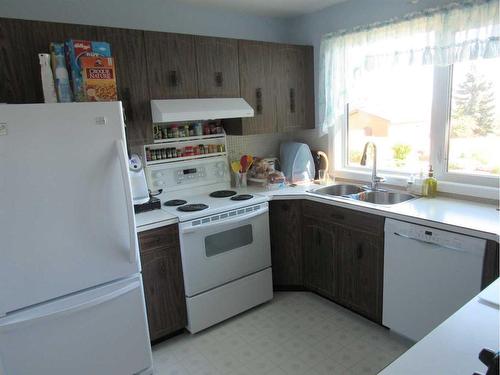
[178,203,271,297]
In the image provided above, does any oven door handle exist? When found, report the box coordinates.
[180,207,268,234]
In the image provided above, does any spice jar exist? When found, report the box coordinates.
[203,124,210,135]
[195,122,203,136]
[176,149,183,158]
[171,125,179,138]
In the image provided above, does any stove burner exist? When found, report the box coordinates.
[230,194,254,201]
[209,190,237,198]
[177,204,209,212]
[164,199,187,207]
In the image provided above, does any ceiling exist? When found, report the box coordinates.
[178,0,350,18]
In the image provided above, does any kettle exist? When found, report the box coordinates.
[128,154,149,205]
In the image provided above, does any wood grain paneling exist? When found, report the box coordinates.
[195,36,239,98]
[94,27,152,146]
[138,224,187,341]
[269,200,303,288]
[235,40,277,134]
[482,240,499,290]
[335,228,384,323]
[144,32,198,99]
[274,44,307,132]
[302,217,336,299]
[302,200,385,235]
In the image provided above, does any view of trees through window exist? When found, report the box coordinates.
[347,58,500,178]
[448,58,500,176]
[347,65,433,174]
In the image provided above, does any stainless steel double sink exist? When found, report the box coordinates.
[310,184,418,205]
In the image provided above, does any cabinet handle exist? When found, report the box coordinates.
[330,213,344,220]
[169,70,179,87]
[215,72,223,87]
[289,88,296,113]
[357,244,363,259]
[256,88,263,114]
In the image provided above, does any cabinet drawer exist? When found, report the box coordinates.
[302,201,384,236]
[138,224,179,253]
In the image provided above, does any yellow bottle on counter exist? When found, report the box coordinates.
[422,165,437,198]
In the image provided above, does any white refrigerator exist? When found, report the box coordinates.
[0,103,153,375]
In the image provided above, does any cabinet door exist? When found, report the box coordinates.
[0,18,96,104]
[237,40,277,134]
[336,228,383,323]
[195,36,239,98]
[145,32,198,99]
[269,200,303,288]
[95,27,152,147]
[274,44,314,132]
[138,225,187,341]
[302,217,336,299]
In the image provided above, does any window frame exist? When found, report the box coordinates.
[335,63,500,191]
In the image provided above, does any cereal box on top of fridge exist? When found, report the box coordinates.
[81,56,118,102]
[65,40,111,101]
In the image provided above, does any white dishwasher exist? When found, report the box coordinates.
[383,219,486,342]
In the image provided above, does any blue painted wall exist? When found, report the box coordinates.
[0,0,289,42]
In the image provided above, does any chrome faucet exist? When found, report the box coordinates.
[360,142,385,190]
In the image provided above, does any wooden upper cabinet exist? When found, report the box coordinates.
[195,36,239,98]
[144,32,198,99]
[237,40,277,134]
[0,18,97,104]
[94,27,152,147]
[274,44,314,132]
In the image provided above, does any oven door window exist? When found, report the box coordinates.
[205,224,253,257]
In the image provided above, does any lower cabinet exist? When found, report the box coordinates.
[269,200,303,288]
[302,217,336,299]
[335,228,384,323]
[271,200,385,324]
[138,224,187,341]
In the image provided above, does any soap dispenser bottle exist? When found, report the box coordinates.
[422,165,437,197]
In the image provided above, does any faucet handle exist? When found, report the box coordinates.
[374,176,386,183]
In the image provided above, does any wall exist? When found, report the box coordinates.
[0,0,288,42]
[0,0,461,162]
[286,0,459,155]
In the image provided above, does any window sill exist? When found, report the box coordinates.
[333,169,499,201]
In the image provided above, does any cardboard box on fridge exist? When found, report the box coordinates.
[65,40,111,101]
[81,56,118,101]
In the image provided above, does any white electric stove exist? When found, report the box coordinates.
[145,156,273,333]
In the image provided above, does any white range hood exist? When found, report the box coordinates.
[151,98,254,123]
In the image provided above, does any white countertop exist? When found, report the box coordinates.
[239,183,500,241]
[135,183,499,240]
[380,279,500,374]
[135,209,177,233]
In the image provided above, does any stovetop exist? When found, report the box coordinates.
[159,189,268,222]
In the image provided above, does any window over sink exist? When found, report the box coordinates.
[321,1,500,193]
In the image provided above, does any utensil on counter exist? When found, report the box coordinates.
[231,160,241,174]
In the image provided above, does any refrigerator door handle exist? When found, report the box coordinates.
[116,139,138,264]
[0,280,140,332]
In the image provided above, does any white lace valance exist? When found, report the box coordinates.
[320,0,500,133]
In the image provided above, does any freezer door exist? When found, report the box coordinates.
[0,275,152,375]
[0,103,139,315]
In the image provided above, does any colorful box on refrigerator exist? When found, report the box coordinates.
[65,40,111,101]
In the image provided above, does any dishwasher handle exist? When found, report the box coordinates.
[393,232,467,253]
